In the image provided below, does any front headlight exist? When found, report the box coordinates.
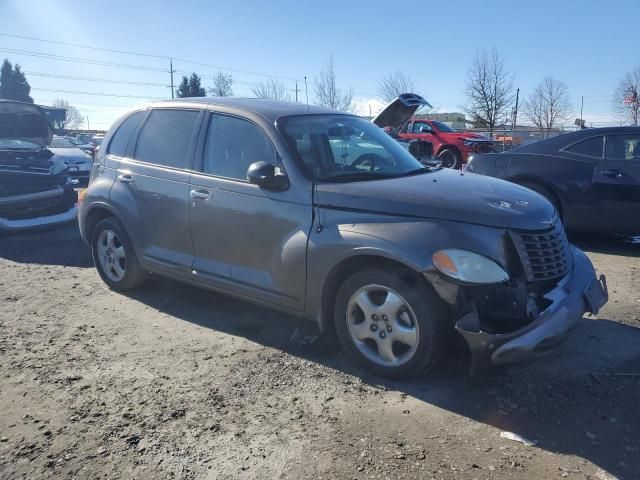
[432,249,509,284]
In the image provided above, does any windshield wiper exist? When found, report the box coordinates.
[319,171,397,182]
[398,167,430,176]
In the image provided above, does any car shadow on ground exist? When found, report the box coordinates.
[570,232,640,258]
[0,221,93,268]
[127,275,640,479]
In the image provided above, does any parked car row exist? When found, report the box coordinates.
[6,93,633,379]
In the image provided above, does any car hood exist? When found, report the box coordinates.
[315,168,556,230]
[372,94,432,131]
[49,148,88,159]
[0,100,53,147]
[453,132,494,142]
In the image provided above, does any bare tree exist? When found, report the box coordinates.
[208,72,233,97]
[613,66,640,126]
[51,99,84,132]
[314,57,354,112]
[523,77,572,138]
[251,78,291,101]
[377,71,421,102]
[463,48,514,137]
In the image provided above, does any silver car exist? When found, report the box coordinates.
[78,98,607,378]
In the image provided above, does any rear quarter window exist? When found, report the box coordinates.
[563,135,604,158]
[107,111,146,157]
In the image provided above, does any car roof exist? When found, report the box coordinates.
[514,125,640,153]
[148,97,349,122]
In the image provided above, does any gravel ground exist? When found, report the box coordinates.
[0,223,639,480]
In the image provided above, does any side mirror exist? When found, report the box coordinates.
[419,126,431,134]
[246,161,289,191]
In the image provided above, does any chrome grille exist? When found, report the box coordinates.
[510,219,572,282]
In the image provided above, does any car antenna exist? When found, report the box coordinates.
[305,76,323,233]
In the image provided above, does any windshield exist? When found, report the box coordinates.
[50,137,75,148]
[0,139,41,150]
[431,121,456,133]
[279,115,425,181]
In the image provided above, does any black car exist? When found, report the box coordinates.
[466,127,640,234]
[0,100,78,232]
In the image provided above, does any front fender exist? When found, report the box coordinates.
[305,208,508,328]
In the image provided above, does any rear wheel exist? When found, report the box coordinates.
[91,217,148,291]
[438,148,462,169]
[334,268,448,379]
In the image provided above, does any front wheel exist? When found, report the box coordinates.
[334,268,448,379]
[438,148,462,169]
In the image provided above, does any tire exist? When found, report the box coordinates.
[334,268,448,379]
[91,217,148,291]
[438,148,461,169]
[518,182,562,220]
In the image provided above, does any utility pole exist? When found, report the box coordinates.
[512,88,519,130]
[580,96,584,128]
[294,80,300,102]
[169,58,175,99]
[87,117,90,130]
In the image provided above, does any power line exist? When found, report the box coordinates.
[0,31,297,81]
[24,71,170,87]
[0,48,167,72]
[31,88,164,99]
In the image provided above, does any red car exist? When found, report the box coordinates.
[398,119,495,169]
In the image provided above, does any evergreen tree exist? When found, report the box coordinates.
[175,76,190,98]
[0,59,33,103]
[188,73,206,97]
[175,73,206,98]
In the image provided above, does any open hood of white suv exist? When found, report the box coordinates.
[0,100,53,147]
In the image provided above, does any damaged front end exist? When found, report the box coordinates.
[0,100,78,232]
[425,218,608,373]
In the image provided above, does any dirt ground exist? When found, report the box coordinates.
[0,223,639,480]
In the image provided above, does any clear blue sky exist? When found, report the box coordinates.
[1,0,637,129]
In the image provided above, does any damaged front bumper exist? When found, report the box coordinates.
[451,247,607,371]
[0,204,78,231]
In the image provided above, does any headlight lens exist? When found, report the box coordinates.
[432,249,509,284]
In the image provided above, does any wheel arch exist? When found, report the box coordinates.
[508,174,565,218]
[82,203,121,245]
[436,144,461,157]
[318,254,430,334]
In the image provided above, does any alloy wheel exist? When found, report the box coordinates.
[346,284,420,367]
[96,229,126,282]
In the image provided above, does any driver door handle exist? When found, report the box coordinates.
[190,189,212,200]
[602,169,623,178]
[117,174,134,184]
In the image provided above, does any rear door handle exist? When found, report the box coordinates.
[602,169,623,178]
[117,174,134,184]
[190,189,211,200]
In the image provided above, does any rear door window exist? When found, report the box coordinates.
[202,114,276,180]
[134,109,199,169]
[564,136,604,158]
[107,111,146,157]
[605,134,640,161]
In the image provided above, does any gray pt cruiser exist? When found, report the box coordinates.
[78,97,608,378]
